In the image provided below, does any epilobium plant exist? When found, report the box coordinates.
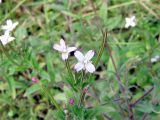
[74,50,95,73]
[52,37,99,119]
[53,39,77,60]
[125,15,136,28]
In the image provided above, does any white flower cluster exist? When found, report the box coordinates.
[0,19,19,46]
[53,39,95,73]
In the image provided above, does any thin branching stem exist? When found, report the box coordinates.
[141,113,148,120]
[103,113,113,120]
[78,71,85,107]
[105,42,125,93]
[131,86,154,107]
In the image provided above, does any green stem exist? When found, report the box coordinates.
[78,71,85,107]
[78,91,85,107]
[105,42,125,92]
[40,83,63,113]
[94,31,107,67]
[65,60,76,83]
[65,60,77,91]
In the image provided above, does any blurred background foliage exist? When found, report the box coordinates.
[0,0,160,119]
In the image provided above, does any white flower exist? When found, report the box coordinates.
[0,32,15,46]
[64,109,68,114]
[1,19,19,32]
[154,55,160,60]
[0,0,2,4]
[74,50,95,73]
[151,55,160,63]
[125,16,136,28]
[53,39,77,60]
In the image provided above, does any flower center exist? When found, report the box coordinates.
[62,47,67,53]
[83,59,89,65]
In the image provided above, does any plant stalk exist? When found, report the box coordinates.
[40,84,63,113]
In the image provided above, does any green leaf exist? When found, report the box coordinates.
[6,77,16,99]
[99,2,108,23]
[24,84,40,97]
[105,15,122,30]
[136,102,153,113]
[46,53,55,81]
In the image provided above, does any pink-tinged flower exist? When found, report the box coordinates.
[125,16,136,28]
[0,0,2,4]
[69,98,74,105]
[1,19,19,32]
[31,77,39,83]
[74,50,95,73]
[53,39,77,60]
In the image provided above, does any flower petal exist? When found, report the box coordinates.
[1,25,8,30]
[62,53,68,60]
[0,32,15,46]
[85,50,94,61]
[74,62,84,72]
[125,23,129,28]
[0,36,6,45]
[74,51,84,62]
[125,18,130,23]
[131,22,136,27]
[60,39,66,48]
[8,36,15,42]
[68,47,77,53]
[6,19,12,26]
[53,44,63,52]
[13,22,19,28]
[86,62,95,73]
[131,16,135,21]
[1,40,7,46]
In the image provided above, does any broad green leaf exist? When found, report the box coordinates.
[24,84,40,97]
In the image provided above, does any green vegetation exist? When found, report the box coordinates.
[0,0,160,119]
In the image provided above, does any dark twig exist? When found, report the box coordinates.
[105,42,136,119]
[105,43,125,93]
[103,113,113,120]
[131,86,154,107]
[141,113,148,120]
[128,103,134,120]
[127,86,154,120]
